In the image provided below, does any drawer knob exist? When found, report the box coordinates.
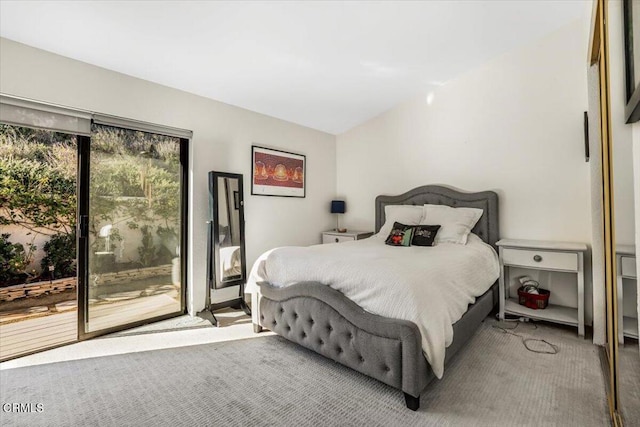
[533,255,543,262]
[335,238,339,243]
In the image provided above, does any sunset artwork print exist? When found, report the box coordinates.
[251,146,306,197]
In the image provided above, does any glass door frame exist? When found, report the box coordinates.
[77,131,189,341]
[0,123,83,362]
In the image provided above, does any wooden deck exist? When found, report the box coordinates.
[87,293,179,332]
[0,293,180,361]
[0,311,77,361]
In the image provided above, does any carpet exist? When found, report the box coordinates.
[0,319,609,427]
[106,314,213,337]
[619,342,640,426]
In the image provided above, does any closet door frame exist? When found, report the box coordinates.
[589,0,621,425]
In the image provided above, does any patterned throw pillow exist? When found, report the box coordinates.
[385,222,415,246]
[411,225,441,247]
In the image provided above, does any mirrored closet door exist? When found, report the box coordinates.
[589,2,620,422]
[591,0,640,424]
[615,0,640,422]
[613,133,639,423]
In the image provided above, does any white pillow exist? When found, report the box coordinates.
[421,204,483,245]
[377,205,424,238]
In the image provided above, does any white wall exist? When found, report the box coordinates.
[337,20,594,322]
[0,37,337,314]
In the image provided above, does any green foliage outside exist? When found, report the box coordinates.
[0,125,76,236]
[88,124,180,238]
[41,231,77,279]
[0,233,36,284]
[137,225,156,267]
[88,125,181,271]
[0,123,181,284]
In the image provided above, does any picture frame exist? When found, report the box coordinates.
[251,145,306,198]
[624,0,640,123]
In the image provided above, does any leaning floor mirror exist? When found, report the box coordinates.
[199,171,250,327]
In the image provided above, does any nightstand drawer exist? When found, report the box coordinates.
[621,256,637,278]
[502,248,578,272]
[322,234,355,244]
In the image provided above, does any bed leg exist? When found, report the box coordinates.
[404,393,420,411]
[253,323,263,333]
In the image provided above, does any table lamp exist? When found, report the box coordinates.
[330,200,346,232]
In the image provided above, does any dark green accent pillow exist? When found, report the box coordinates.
[411,225,441,247]
[385,222,415,246]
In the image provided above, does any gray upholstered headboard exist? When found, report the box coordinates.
[375,185,499,249]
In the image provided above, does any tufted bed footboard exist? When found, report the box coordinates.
[252,280,498,411]
[251,184,500,410]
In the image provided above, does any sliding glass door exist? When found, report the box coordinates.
[81,123,187,335]
[0,124,79,360]
[1,95,190,358]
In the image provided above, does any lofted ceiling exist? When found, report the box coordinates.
[0,1,586,134]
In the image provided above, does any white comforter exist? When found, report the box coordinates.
[246,233,499,379]
[220,246,241,278]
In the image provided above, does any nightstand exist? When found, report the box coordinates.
[616,245,637,342]
[322,230,373,244]
[497,239,588,337]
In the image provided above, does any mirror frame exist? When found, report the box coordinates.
[590,0,622,425]
[207,171,247,290]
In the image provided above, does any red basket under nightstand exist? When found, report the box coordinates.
[517,287,550,310]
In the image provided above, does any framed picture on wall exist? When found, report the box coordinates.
[251,145,306,198]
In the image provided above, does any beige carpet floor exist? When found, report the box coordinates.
[0,318,609,426]
[619,341,640,426]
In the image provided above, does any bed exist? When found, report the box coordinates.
[219,245,242,279]
[249,185,499,410]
